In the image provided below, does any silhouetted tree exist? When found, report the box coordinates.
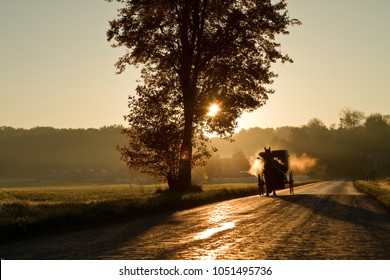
[364,113,390,131]
[364,113,390,155]
[306,118,326,129]
[107,0,300,190]
[231,149,250,176]
[204,149,250,179]
[117,88,212,190]
[339,108,365,129]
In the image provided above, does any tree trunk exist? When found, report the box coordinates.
[178,147,192,191]
[177,103,194,191]
[176,1,198,192]
[167,171,179,192]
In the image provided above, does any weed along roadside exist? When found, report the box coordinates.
[0,181,320,243]
[353,179,390,209]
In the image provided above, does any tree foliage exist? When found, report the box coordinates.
[107,0,300,190]
[117,87,212,190]
[339,107,365,130]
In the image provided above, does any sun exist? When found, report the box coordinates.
[207,103,220,117]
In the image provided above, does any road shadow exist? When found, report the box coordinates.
[275,194,390,232]
[0,208,175,260]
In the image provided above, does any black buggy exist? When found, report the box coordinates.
[257,147,294,196]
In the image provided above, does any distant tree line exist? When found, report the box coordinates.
[0,125,153,184]
[204,150,251,179]
[210,109,390,179]
[0,110,389,184]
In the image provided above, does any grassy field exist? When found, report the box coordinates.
[0,183,257,243]
[354,178,390,209]
[0,180,320,243]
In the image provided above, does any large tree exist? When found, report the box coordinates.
[107,0,300,191]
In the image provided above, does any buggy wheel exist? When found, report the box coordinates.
[289,170,294,194]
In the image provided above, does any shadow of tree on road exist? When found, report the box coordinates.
[0,211,175,260]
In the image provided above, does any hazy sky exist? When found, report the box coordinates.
[1,0,389,130]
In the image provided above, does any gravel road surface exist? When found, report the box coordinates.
[1,180,389,259]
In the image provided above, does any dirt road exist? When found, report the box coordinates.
[1,180,389,259]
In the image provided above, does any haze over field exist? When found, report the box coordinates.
[1,111,389,184]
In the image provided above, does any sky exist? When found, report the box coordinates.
[1,0,389,130]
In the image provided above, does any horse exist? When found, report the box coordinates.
[260,147,287,196]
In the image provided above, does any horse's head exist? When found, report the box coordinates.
[262,147,273,164]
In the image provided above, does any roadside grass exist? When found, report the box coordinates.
[354,178,390,209]
[0,181,314,243]
[0,183,256,242]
